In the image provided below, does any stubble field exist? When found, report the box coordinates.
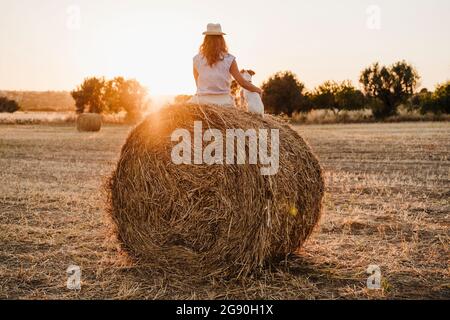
[0,121,448,299]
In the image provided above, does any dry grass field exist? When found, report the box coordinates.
[0,121,448,299]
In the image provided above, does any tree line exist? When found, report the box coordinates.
[3,60,447,121]
[0,91,75,112]
[71,77,149,122]
[258,61,449,119]
[0,97,20,113]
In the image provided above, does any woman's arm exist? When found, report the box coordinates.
[230,60,263,95]
[193,66,199,86]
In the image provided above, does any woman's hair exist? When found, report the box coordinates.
[199,35,228,67]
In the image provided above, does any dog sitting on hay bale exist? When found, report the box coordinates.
[77,113,102,132]
[106,103,324,278]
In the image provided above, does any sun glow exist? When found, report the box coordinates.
[74,8,199,96]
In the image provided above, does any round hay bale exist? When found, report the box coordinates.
[107,103,324,278]
[77,113,102,132]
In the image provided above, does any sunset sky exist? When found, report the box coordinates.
[1,0,449,96]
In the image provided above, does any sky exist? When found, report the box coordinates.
[1,0,449,96]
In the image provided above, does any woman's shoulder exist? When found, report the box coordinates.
[193,54,205,68]
[224,53,235,60]
[224,53,236,65]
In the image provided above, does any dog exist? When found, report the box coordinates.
[240,70,264,116]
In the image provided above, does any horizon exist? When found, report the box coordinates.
[1,0,449,95]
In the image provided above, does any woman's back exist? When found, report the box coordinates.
[194,53,235,95]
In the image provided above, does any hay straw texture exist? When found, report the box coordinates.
[77,113,102,132]
[107,104,324,278]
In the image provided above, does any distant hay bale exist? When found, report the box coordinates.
[106,103,324,278]
[77,113,102,132]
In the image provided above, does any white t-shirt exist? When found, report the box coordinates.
[193,53,236,95]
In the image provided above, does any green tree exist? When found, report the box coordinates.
[72,77,149,122]
[360,61,419,119]
[104,77,148,122]
[411,82,450,114]
[0,97,20,113]
[261,71,310,116]
[430,81,450,114]
[311,80,365,114]
[103,78,122,114]
[113,78,149,123]
[409,88,431,112]
[71,77,106,114]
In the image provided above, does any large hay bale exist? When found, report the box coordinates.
[77,113,102,132]
[107,104,324,278]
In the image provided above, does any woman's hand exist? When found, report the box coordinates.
[255,88,263,97]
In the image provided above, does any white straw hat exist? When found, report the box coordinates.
[203,23,226,36]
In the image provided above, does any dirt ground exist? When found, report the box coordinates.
[0,122,448,299]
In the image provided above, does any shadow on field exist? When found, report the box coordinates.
[103,253,366,300]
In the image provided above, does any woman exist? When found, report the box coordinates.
[189,23,263,107]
